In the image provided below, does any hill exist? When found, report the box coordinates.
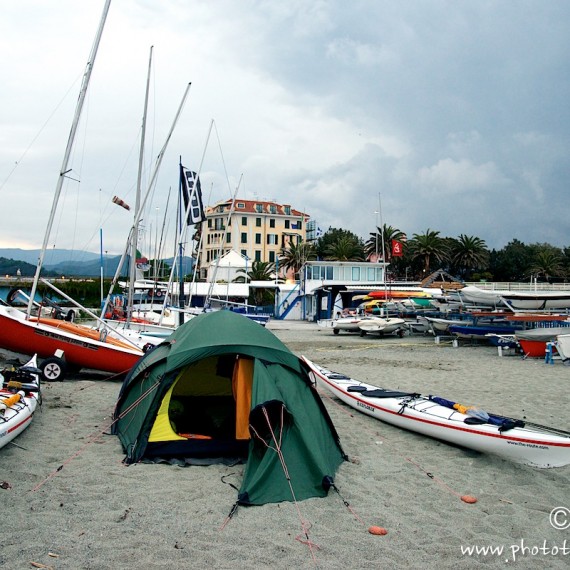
[0,248,101,266]
[0,249,194,278]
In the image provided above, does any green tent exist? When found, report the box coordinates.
[113,310,346,506]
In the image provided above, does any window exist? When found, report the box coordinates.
[237,202,245,209]
[284,220,290,229]
[256,217,262,227]
[269,219,275,228]
[241,249,248,257]
[255,204,263,213]
[255,233,261,244]
[255,250,261,261]
[214,217,225,230]
[241,232,247,244]
[351,267,361,281]
[269,251,275,262]
[241,217,247,226]
[267,234,278,245]
[270,204,277,214]
[226,232,231,244]
[284,205,291,215]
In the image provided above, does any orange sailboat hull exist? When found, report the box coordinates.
[0,306,143,375]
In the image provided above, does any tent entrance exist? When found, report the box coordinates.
[146,355,253,460]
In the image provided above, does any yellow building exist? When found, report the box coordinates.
[198,198,307,279]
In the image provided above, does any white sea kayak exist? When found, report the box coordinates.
[302,356,570,468]
[0,355,41,450]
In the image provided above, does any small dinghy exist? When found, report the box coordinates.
[0,355,41,450]
[302,356,570,468]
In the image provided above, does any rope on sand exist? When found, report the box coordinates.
[315,385,478,505]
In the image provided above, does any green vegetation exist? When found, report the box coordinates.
[325,227,570,282]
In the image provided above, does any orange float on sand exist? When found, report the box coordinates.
[368,526,388,535]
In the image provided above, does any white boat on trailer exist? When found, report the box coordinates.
[358,316,408,337]
[302,356,570,468]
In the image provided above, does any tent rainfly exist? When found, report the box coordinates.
[112,310,347,506]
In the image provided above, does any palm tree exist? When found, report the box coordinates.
[324,235,365,261]
[279,241,316,279]
[407,229,448,276]
[449,234,489,279]
[234,260,275,282]
[234,260,276,305]
[365,224,406,261]
[528,249,565,282]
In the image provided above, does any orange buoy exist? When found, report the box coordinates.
[368,526,388,535]
[461,495,478,504]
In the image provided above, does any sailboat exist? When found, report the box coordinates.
[0,1,149,381]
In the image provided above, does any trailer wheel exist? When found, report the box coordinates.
[39,357,67,382]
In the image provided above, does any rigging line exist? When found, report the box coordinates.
[249,406,320,563]
[31,378,161,493]
[0,72,84,192]
[211,119,234,199]
[68,84,92,256]
[311,374,475,503]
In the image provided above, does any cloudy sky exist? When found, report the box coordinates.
[1,0,569,259]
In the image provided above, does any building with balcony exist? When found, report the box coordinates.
[198,198,307,280]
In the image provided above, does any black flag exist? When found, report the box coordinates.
[180,165,205,225]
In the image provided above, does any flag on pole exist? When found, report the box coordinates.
[180,165,205,225]
[391,239,404,257]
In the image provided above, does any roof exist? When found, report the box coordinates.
[209,249,247,268]
[207,198,306,218]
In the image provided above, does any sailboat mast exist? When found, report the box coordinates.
[27,0,112,318]
[177,158,186,325]
[100,82,192,321]
[127,45,153,325]
[378,192,388,300]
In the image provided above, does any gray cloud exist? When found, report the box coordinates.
[1,0,569,256]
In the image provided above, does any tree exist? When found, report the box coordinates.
[364,224,406,262]
[448,234,489,279]
[407,229,448,276]
[323,234,365,261]
[489,239,533,281]
[315,228,364,260]
[528,247,565,283]
[279,241,317,279]
[234,260,276,305]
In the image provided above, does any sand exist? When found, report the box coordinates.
[1,321,569,569]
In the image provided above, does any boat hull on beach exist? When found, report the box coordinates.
[500,291,570,311]
[302,356,570,468]
[0,355,40,449]
[0,306,143,376]
[516,327,570,358]
[358,317,407,337]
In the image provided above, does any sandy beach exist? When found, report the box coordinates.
[1,321,569,569]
